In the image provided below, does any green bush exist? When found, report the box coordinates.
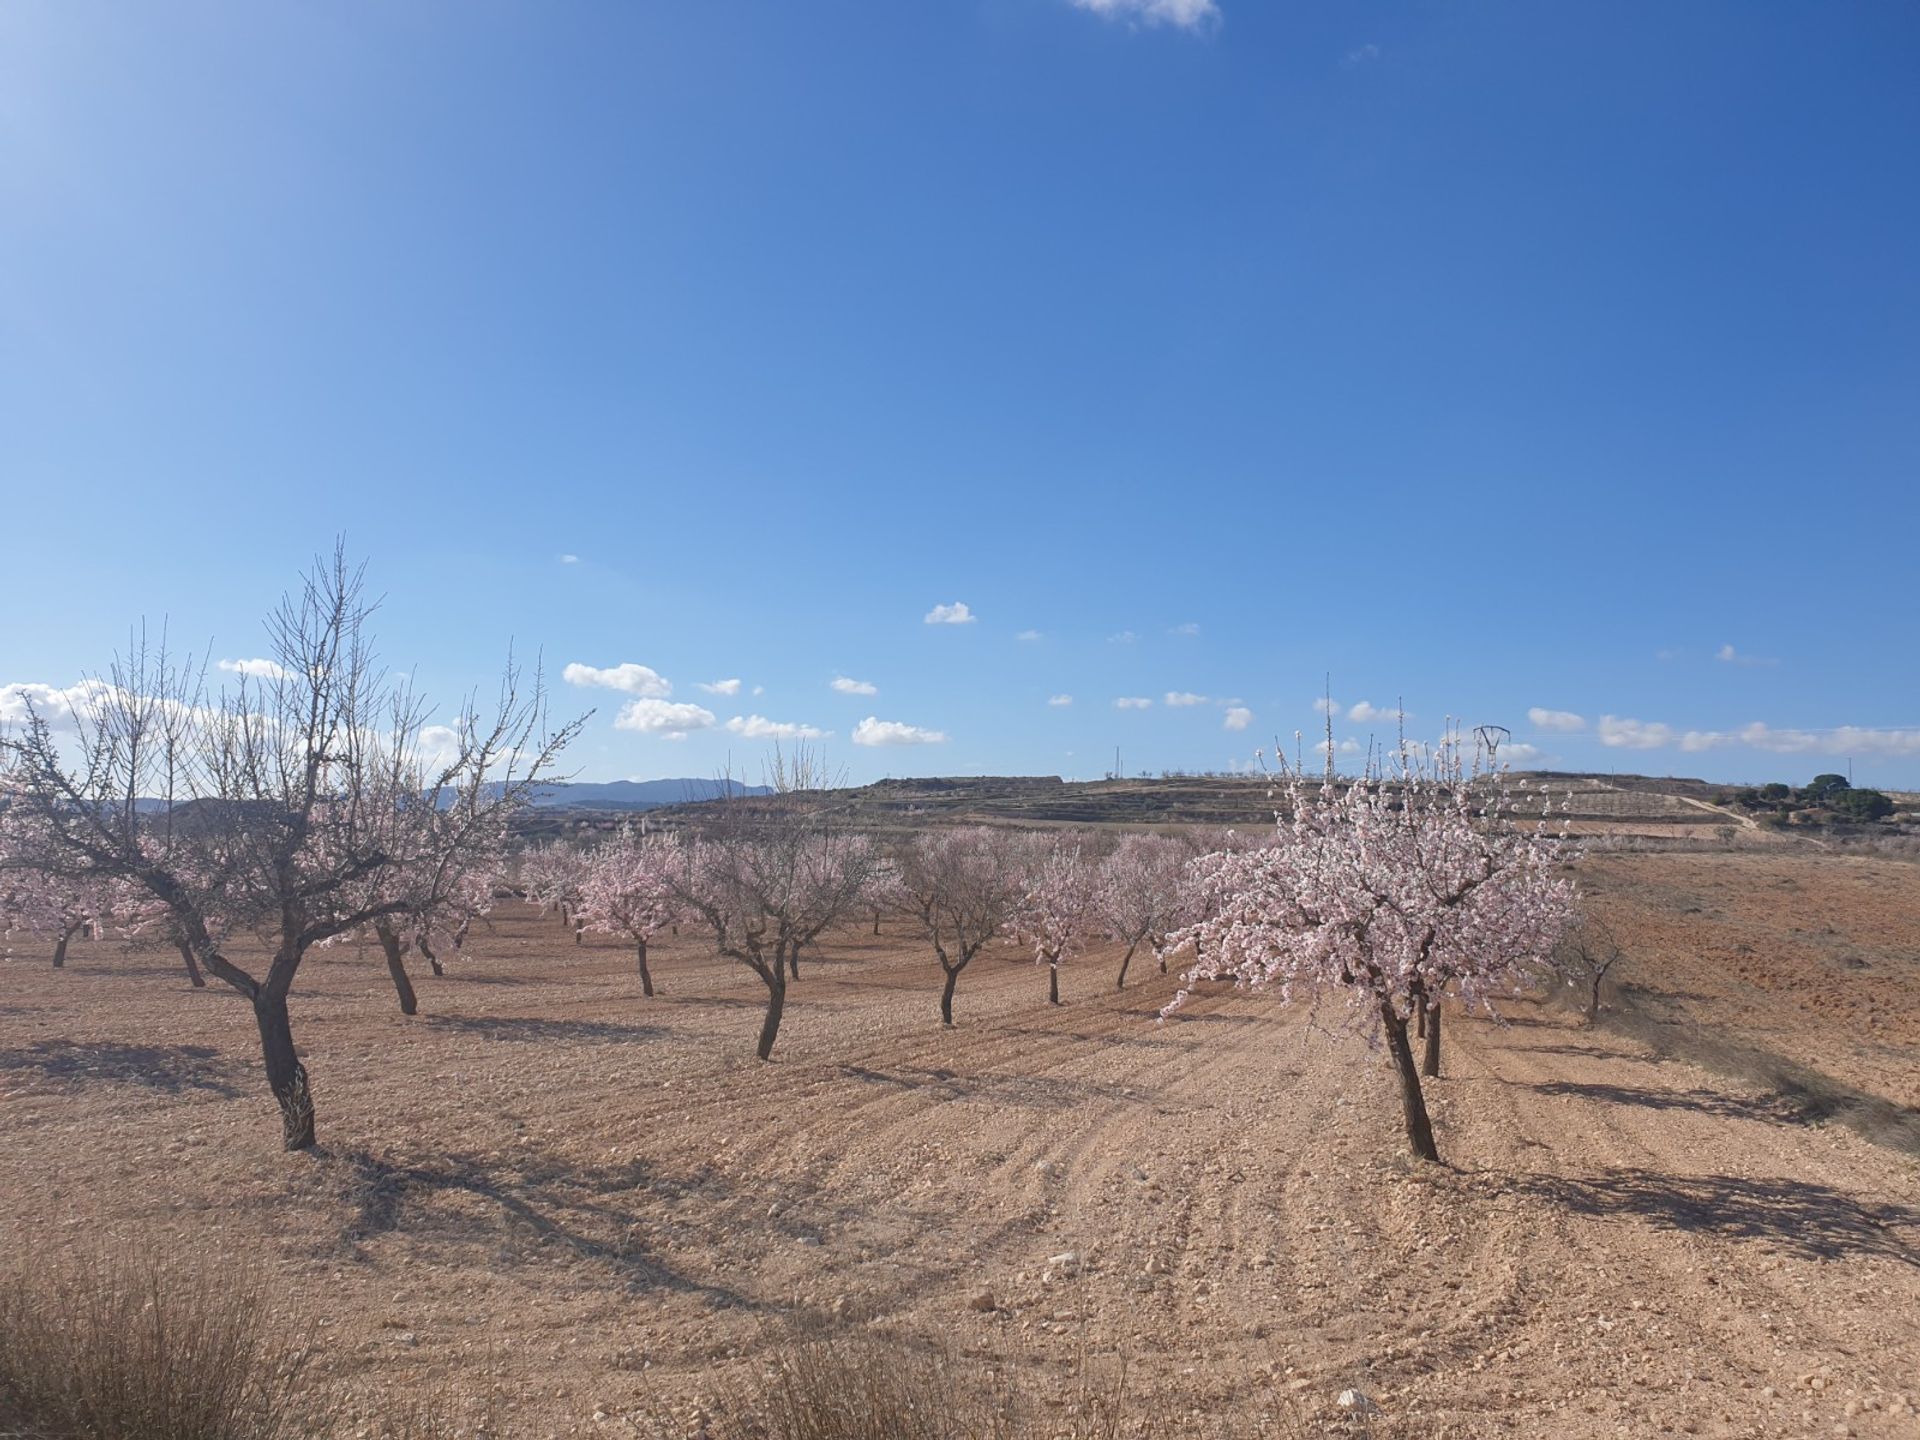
[1831,788,1893,822]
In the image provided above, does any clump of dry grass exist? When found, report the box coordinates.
[0,1246,323,1440]
[641,1327,1314,1440]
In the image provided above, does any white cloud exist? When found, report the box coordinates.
[1169,622,1201,637]
[612,698,715,739]
[1312,696,1340,716]
[1067,0,1221,31]
[1344,42,1380,64]
[1108,630,1138,645]
[924,602,976,625]
[696,678,742,696]
[1528,707,1586,733]
[726,714,831,741]
[1223,706,1253,732]
[558,554,580,565]
[752,684,765,696]
[830,675,878,696]
[1501,742,1545,765]
[563,662,672,697]
[1114,697,1153,710]
[1678,722,1920,758]
[853,716,948,747]
[1313,737,1366,757]
[1580,712,1920,760]
[1048,694,1074,707]
[0,680,104,734]
[1597,716,1677,750]
[1717,643,1779,668]
[1016,630,1043,643]
[217,657,288,681]
[1347,700,1406,724]
[1165,691,1208,707]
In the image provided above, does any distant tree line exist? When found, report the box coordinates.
[1721,773,1896,824]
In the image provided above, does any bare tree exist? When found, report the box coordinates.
[1555,910,1624,1025]
[0,548,580,1149]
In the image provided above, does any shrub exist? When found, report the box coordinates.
[0,1247,322,1440]
[645,1329,1308,1440]
[1831,788,1893,822]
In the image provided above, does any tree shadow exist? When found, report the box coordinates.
[1510,1041,1646,1062]
[329,1147,758,1306]
[1512,1168,1920,1266]
[420,1015,667,1044]
[0,1039,243,1096]
[836,1063,1144,1111]
[441,972,538,987]
[1528,1080,1796,1123]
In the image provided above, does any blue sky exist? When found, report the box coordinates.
[3,1,1917,788]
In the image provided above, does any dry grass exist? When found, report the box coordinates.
[0,1247,323,1440]
[642,1328,1316,1440]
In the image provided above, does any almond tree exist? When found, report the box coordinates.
[1165,742,1574,1162]
[1014,835,1099,1006]
[891,826,1030,1026]
[1554,910,1624,1025]
[1096,832,1188,990]
[521,841,589,942]
[577,826,683,996]
[0,859,104,969]
[672,746,871,1059]
[0,549,579,1149]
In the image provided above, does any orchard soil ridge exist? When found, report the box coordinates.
[2,847,1919,1436]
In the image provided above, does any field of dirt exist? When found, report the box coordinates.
[3,847,1919,1438]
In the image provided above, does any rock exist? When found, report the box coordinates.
[1047,1250,1079,1269]
[1337,1389,1381,1415]
[968,1290,998,1312]
[1145,1254,1168,1276]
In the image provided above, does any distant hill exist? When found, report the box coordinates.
[514,778,772,811]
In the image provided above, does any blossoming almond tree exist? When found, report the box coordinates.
[891,826,1031,1026]
[577,826,683,997]
[672,745,874,1059]
[1096,832,1189,990]
[1015,835,1100,1007]
[1165,739,1575,1162]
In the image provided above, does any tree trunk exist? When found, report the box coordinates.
[420,936,444,977]
[755,971,787,1061]
[636,938,654,997]
[254,992,315,1151]
[1587,975,1602,1025]
[1048,961,1060,1006]
[573,921,583,946]
[872,907,881,937]
[1422,998,1442,1078]
[377,926,419,1016]
[1381,1003,1438,1162]
[174,935,206,987]
[1116,940,1139,991]
[1413,991,1427,1039]
[940,964,960,1026]
[787,941,801,980]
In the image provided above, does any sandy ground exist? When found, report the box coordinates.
[2,848,1919,1438]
